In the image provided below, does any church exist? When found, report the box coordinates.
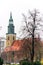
[6,12,16,47]
[1,12,43,63]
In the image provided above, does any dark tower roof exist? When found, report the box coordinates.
[6,12,16,34]
[9,12,14,25]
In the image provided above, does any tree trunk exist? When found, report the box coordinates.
[31,28,34,62]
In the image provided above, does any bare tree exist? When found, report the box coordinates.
[34,35,41,61]
[21,38,31,60]
[19,9,42,62]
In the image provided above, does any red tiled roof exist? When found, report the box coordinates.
[4,46,11,52]
[4,38,41,52]
[4,40,23,52]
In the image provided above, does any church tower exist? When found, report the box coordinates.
[6,12,16,47]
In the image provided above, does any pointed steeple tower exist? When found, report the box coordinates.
[9,12,13,24]
[8,12,14,34]
[6,12,16,47]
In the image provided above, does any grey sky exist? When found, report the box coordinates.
[0,0,43,38]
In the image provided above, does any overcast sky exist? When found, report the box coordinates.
[0,0,43,38]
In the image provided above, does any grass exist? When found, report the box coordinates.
[4,63,20,65]
[40,59,43,65]
[4,60,43,65]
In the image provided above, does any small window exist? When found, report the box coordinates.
[13,36,14,40]
[8,37,9,40]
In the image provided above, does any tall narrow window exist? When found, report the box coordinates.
[8,37,9,40]
[13,36,14,40]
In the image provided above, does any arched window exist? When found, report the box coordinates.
[13,36,14,40]
[8,36,9,40]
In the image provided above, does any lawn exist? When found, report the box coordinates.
[40,59,43,65]
[3,60,43,65]
[4,63,20,65]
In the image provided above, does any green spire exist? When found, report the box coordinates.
[9,12,13,24]
[7,12,14,34]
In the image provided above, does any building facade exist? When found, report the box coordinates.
[3,38,42,63]
[0,37,5,56]
[6,12,16,47]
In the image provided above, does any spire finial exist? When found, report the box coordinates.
[9,12,13,21]
[10,12,12,19]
